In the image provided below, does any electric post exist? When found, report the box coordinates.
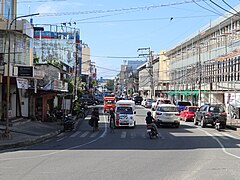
[137,47,154,99]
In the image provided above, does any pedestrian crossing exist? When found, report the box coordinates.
[67,130,240,141]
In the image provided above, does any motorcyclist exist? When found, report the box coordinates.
[145,111,159,136]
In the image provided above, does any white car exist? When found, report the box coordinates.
[153,104,180,128]
[151,99,172,111]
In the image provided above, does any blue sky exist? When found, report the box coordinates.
[17,0,240,79]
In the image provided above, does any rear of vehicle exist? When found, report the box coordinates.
[204,105,227,127]
[133,96,143,105]
[115,106,135,127]
[176,101,191,112]
[155,104,180,128]
[145,99,154,108]
[180,106,198,121]
[104,97,115,113]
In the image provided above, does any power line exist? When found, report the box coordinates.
[209,0,240,17]
[192,0,223,16]
[95,65,120,72]
[38,0,206,17]
[221,0,240,15]
[78,14,218,24]
[18,0,66,3]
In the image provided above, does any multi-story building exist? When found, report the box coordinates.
[32,24,80,120]
[0,1,34,121]
[166,5,240,106]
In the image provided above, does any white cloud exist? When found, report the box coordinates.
[36,3,58,14]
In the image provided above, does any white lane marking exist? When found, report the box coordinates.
[56,137,65,142]
[142,133,147,139]
[223,133,239,140]
[90,131,99,138]
[0,113,108,161]
[199,128,240,159]
[121,131,127,138]
[80,131,89,138]
[236,144,240,147]
[130,132,136,139]
[213,132,229,140]
[70,131,81,138]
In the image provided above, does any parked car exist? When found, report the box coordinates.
[79,97,98,106]
[174,100,191,112]
[153,104,180,128]
[132,96,143,105]
[151,99,172,111]
[180,106,199,122]
[194,104,227,128]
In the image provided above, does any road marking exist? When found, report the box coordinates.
[199,128,240,159]
[223,133,239,140]
[142,133,147,139]
[90,131,99,138]
[57,137,65,142]
[130,132,136,139]
[70,131,81,138]
[213,133,228,140]
[80,131,89,138]
[121,131,127,138]
[236,144,240,147]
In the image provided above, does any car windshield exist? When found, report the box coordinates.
[189,107,198,112]
[209,106,225,113]
[178,102,191,106]
[116,107,133,114]
[157,106,178,112]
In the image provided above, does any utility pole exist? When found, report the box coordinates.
[4,13,39,138]
[137,47,154,99]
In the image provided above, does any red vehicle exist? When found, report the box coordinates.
[180,106,199,122]
[104,96,116,113]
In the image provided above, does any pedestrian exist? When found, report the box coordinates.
[108,108,115,133]
[91,107,99,132]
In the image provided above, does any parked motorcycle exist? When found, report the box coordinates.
[147,124,158,139]
[63,116,75,132]
[214,117,226,131]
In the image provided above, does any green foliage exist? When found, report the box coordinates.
[33,55,39,64]
[105,80,114,91]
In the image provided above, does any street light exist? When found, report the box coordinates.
[4,13,39,138]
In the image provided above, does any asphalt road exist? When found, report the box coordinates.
[0,105,240,180]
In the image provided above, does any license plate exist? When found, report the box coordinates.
[147,129,151,132]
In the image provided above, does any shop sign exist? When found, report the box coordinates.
[18,66,33,77]
[16,78,29,89]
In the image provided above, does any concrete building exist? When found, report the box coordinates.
[0,1,34,121]
[165,5,240,107]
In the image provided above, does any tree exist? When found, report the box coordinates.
[105,80,114,91]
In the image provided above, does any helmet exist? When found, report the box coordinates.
[147,111,151,116]
[109,108,113,112]
[94,107,98,111]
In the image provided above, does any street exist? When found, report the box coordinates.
[0,105,240,180]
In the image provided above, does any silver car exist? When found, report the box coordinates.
[153,104,180,128]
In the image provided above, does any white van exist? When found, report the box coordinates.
[115,100,136,127]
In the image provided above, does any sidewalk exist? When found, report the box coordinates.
[0,108,92,151]
[0,120,63,150]
[226,115,240,131]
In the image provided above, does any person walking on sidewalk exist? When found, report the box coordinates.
[91,107,100,132]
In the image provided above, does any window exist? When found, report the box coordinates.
[157,106,178,112]
[189,107,198,112]
[116,107,133,114]
[209,106,225,113]
[177,102,191,106]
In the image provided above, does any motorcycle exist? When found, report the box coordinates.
[147,124,158,139]
[63,116,75,132]
[214,117,226,131]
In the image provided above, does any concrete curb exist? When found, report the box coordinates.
[0,129,61,150]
